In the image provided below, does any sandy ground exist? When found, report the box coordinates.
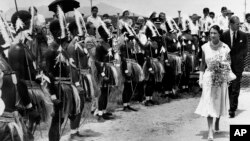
[36,88,250,141]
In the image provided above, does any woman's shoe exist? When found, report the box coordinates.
[207,137,213,141]
[144,100,153,106]
[214,130,220,133]
[208,130,214,141]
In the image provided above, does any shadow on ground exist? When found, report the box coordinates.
[235,109,246,117]
[61,129,102,141]
[196,130,229,140]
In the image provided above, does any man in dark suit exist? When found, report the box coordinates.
[221,16,248,118]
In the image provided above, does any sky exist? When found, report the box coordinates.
[0,0,249,21]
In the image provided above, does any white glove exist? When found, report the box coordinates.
[199,71,204,88]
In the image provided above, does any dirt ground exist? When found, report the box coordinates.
[35,88,250,141]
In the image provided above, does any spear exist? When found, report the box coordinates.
[245,0,247,17]
[178,10,181,26]
[14,0,19,12]
[90,0,93,10]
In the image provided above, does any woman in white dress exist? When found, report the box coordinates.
[195,25,232,140]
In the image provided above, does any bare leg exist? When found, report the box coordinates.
[207,116,213,140]
[215,117,220,131]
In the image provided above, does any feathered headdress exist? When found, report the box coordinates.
[74,9,87,36]
[145,20,161,37]
[166,16,180,33]
[55,45,76,68]
[120,20,136,37]
[100,20,112,38]
[55,45,67,66]
[15,18,24,32]
[180,14,192,32]
[0,11,15,39]
[28,6,35,34]
[57,5,67,39]
[13,17,32,44]
[0,14,12,48]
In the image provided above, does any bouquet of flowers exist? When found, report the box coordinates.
[208,56,231,87]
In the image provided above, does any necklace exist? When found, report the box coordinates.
[210,41,222,51]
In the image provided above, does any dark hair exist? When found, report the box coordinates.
[11,10,31,33]
[91,6,98,11]
[68,21,77,36]
[98,25,109,42]
[209,12,215,16]
[86,22,94,30]
[245,13,250,19]
[28,6,38,13]
[103,14,109,18]
[221,7,227,11]
[159,12,165,16]
[149,12,157,20]
[229,16,240,24]
[209,25,223,36]
[158,12,165,22]
[49,20,61,38]
[122,10,129,17]
[203,8,209,13]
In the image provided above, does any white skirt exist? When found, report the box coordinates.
[195,71,230,118]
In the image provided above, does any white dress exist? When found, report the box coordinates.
[195,42,230,118]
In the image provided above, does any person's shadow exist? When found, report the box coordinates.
[196,130,229,140]
[235,109,245,117]
[62,129,102,141]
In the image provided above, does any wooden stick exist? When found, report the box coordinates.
[14,0,19,12]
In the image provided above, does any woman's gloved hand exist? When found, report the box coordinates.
[199,71,204,88]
